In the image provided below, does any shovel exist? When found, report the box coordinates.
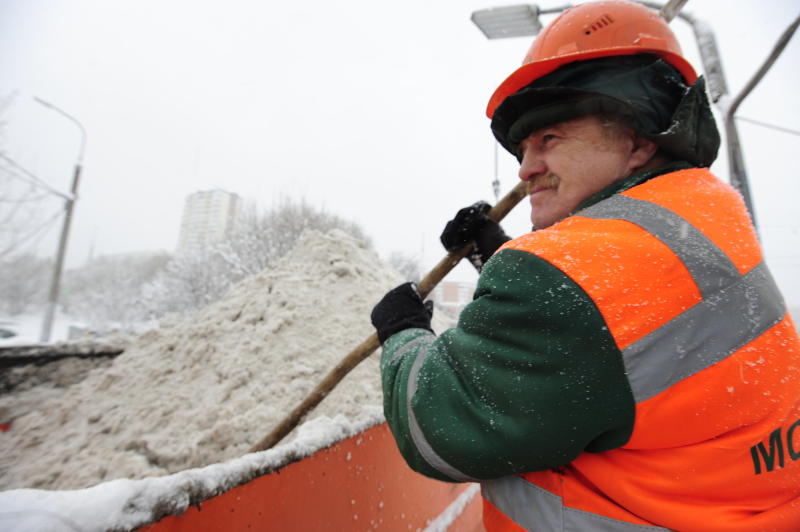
[249,180,529,452]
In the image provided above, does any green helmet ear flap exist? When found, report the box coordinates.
[490,56,721,168]
[498,91,641,161]
[646,76,720,168]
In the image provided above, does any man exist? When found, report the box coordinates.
[371,2,800,531]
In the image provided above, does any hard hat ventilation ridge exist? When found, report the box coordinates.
[584,14,615,35]
[486,1,699,118]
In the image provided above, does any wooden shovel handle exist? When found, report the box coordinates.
[249,180,529,452]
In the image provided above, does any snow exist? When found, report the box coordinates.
[1,230,451,491]
[422,483,481,532]
[0,410,383,532]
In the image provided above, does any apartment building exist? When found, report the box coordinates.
[176,189,240,255]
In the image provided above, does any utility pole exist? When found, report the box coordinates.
[34,97,87,343]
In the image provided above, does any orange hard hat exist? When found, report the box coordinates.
[486,1,697,118]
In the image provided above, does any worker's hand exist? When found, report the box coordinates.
[440,201,511,272]
[371,282,434,344]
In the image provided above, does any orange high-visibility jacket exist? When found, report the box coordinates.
[482,168,800,531]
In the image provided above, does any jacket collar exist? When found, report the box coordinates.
[573,161,693,215]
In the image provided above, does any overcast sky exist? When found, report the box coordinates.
[1,0,799,306]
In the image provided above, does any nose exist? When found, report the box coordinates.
[517,145,547,182]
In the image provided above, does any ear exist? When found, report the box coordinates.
[627,136,659,173]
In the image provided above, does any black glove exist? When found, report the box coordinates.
[440,201,511,272]
[371,282,434,344]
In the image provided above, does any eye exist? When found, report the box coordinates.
[541,134,558,145]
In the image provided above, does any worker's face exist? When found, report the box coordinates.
[517,115,652,230]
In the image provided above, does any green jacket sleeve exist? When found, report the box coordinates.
[380,248,636,482]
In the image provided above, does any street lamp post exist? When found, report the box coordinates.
[34,97,87,343]
[720,12,800,230]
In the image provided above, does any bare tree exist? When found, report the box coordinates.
[63,251,170,330]
[0,93,63,317]
[387,251,422,283]
[141,198,372,318]
[0,254,52,315]
[0,91,65,260]
[140,249,230,317]
[215,199,371,277]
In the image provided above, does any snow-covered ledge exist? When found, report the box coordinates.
[0,409,384,532]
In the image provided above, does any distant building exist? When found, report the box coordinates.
[430,281,477,316]
[176,189,240,255]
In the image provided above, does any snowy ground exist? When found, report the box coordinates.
[0,313,85,346]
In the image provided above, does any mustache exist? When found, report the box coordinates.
[527,174,560,194]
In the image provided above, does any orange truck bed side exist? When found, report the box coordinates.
[139,423,483,531]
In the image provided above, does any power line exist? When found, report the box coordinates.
[0,191,53,203]
[0,178,53,204]
[0,208,64,258]
[0,152,74,201]
[736,116,800,137]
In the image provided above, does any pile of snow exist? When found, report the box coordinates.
[0,413,383,532]
[0,230,447,492]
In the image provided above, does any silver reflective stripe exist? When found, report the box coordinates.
[388,334,432,364]
[624,262,785,402]
[406,336,477,482]
[579,194,786,403]
[482,476,670,531]
[579,195,740,297]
